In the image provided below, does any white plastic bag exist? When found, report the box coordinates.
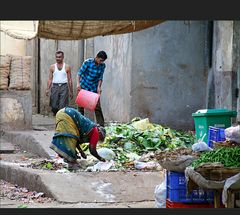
[154,176,166,208]
[85,160,115,172]
[225,125,240,143]
[192,141,213,152]
[97,148,116,160]
[134,160,161,170]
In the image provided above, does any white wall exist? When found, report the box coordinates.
[0,31,26,56]
[0,21,37,56]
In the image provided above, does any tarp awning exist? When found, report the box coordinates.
[0,20,164,40]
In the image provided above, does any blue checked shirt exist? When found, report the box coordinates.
[78,58,106,93]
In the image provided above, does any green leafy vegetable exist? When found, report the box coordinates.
[192,147,240,168]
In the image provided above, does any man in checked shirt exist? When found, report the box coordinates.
[77,50,107,127]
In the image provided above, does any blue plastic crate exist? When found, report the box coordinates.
[166,171,214,203]
[167,187,214,203]
[166,171,186,189]
[208,126,226,148]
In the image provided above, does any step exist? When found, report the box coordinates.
[0,141,15,154]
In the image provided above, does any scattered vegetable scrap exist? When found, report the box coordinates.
[0,180,54,204]
[25,118,195,171]
[99,118,195,169]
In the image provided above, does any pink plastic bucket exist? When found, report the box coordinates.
[75,89,100,112]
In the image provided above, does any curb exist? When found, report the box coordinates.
[0,161,164,203]
[1,131,51,159]
[0,161,54,199]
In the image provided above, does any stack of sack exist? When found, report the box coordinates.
[0,55,11,90]
[0,55,32,90]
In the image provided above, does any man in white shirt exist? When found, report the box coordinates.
[46,51,73,115]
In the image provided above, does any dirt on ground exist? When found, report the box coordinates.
[0,179,156,208]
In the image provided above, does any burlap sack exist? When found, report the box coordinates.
[9,55,32,90]
[0,55,11,90]
[159,155,197,172]
[185,166,225,190]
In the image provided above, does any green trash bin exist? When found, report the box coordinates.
[192,109,237,143]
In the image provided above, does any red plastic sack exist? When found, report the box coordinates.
[75,89,100,112]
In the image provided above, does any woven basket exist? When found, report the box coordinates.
[213,141,239,148]
[195,166,240,181]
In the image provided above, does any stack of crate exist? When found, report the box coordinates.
[207,126,226,148]
[166,171,217,208]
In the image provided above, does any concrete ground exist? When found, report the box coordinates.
[0,114,164,208]
[0,195,156,208]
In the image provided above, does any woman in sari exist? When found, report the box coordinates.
[50,107,106,169]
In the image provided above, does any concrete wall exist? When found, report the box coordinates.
[0,21,33,130]
[131,21,208,130]
[39,39,84,115]
[2,21,239,130]
[94,34,133,123]
[232,21,240,122]
[0,91,32,130]
[26,38,39,113]
[212,21,240,123]
[212,21,234,111]
[94,21,208,130]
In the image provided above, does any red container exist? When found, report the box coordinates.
[166,199,225,208]
[75,89,100,112]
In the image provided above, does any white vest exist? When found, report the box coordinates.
[52,63,67,84]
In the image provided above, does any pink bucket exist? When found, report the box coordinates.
[75,89,100,112]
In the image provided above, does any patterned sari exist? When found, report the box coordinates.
[50,107,95,162]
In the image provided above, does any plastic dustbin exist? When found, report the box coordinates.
[192,109,237,144]
[75,89,100,112]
